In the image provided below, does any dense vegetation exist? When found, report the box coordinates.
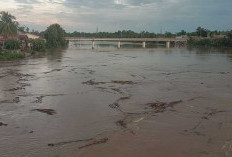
[0,11,68,59]
[66,30,158,38]
[65,27,232,39]
[4,39,20,50]
[44,24,67,48]
[0,52,25,60]
[28,39,46,52]
[188,38,232,47]
[0,11,19,37]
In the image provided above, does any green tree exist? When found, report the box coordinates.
[18,26,26,33]
[4,39,20,50]
[44,24,66,48]
[177,30,186,36]
[28,39,46,52]
[164,32,174,38]
[196,27,208,37]
[0,11,19,38]
[26,27,29,33]
[227,31,232,40]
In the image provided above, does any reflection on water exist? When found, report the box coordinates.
[0,44,232,157]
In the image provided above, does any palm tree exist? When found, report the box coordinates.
[0,11,19,38]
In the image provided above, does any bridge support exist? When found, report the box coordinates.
[166,41,170,48]
[117,41,121,49]
[92,40,95,49]
[142,41,146,48]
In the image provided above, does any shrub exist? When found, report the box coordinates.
[188,38,232,47]
[4,40,20,50]
[0,52,25,60]
[28,39,46,52]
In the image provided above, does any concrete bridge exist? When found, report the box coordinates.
[65,37,187,49]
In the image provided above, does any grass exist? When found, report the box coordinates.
[0,52,25,60]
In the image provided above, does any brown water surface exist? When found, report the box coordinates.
[0,44,232,157]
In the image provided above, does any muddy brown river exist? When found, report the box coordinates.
[0,43,232,157]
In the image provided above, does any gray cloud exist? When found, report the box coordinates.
[3,0,232,32]
[14,0,41,4]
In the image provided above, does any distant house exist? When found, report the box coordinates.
[0,35,18,46]
[25,33,41,39]
[6,35,18,40]
[176,35,190,40]
[189,36,201,40]
[212,35,227,39]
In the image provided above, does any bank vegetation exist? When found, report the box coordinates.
[0,11,68,60]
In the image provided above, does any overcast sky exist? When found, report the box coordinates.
[1,0,232,33]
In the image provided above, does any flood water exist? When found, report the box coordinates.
[0,42,232,157]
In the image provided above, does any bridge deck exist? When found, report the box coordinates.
[65,37,187,42]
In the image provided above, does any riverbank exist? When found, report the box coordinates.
[0,52,25,60]
[188,38,232,48]
[0,47,65,60]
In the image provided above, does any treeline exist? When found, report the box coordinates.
[66,30,158,38]
[65,27,232,38]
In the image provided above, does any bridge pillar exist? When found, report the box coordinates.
[142,41,146,48]
[117,41,121,49]
[166,41,170,48]
[92,40,95,49]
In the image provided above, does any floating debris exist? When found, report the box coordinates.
[118,97,130,101]
[111,88,123,94]
[79,138,109,149]
[13,97,20,103]
[109,102,120,109]
[32,96,44,103]
[82,80,106,85]
[4,87,25,91]
[48,138,93,147]
[32,109,57,115]
[0,75,7,79]
[111,80,135,85]
[133,117,144,123]
[109,96,130,109]
[86,70,95,75]
[14,72,34,77]
[116,120,127,128]
[0,122,8,126]
[0,97,20,104]
[202,109,226,120]
[146,100,183,113]
[44,69,62,74]
[83,80,136,86]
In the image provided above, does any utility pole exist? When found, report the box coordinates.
[96,26,98,38]
[96,26,98,33]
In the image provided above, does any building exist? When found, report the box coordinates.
[212,35,227,39]
[25,33,41,39]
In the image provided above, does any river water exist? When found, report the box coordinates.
[0,42,232,157]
